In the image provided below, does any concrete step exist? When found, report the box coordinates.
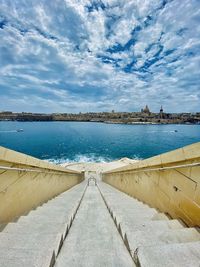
[15,183,86,226]
[99,183,184,234]
[113,208,158,219]
[107,201,157,212]
[98,182,200,265]
[17,211,72,225]
[0,182,87,266]
[0,248,54,267]
[55,186,134,267]
[136,241,200,267]
[41,183,86,207]
[98,183,157,216]
[151,213,170,221]
[3,221,68,236]
[102,195,151,209]
[0,232,62,255]
[129,228,200,257]
[99,183,150,206]
[118,219,184,240]
[31,199,80,216]
[25,209,73,220]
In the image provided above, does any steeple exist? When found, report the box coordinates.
[160,106,164,118]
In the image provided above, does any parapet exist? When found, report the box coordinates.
[0,146,84,223]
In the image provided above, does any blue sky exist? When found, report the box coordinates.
[0,0,200,113]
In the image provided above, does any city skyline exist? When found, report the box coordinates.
[0,0,200,113]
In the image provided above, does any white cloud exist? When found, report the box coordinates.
[0,0,199,113]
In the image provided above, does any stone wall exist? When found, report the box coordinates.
[0,147,84,223]
[102,142,200,226]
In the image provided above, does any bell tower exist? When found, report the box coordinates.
[160,106,164,119]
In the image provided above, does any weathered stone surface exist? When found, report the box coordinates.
[55,186,134,267]
[136,242,200,267]
[0,248,54,267]
[0,232,62,255]
[129,228,200,255]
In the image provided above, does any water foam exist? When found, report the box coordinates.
[46,154,113,164]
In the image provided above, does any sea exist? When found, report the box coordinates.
[0,121,200,164]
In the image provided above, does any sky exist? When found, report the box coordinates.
[0,0,200,113]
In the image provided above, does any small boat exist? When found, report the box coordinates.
[174,130,178,132]
[17,129,24,132]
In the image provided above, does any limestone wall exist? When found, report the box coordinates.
[0,146,84,223]
[102,142,200,227]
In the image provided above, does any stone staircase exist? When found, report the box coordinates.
[98,182,200,266]
[0,182,87,267]
[0,180,200,267]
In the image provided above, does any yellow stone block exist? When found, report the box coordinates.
[178,194,200,226]
[183,142,200,160]
[175,166,191,178]
[161,148,186,165]
[143,155,162,167]
[168,169,197,200]
[0,146,7,160]
[190,166,200,183]
[3,148,27,165]
[194,184,200,206]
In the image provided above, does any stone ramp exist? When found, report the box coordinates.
[55,185,134,267]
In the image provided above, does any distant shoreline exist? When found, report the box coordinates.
[0,119,199,125]
[0,111,200,125]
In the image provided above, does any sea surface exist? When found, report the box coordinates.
[0,121,200,163]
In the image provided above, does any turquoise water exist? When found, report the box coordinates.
[0,121,200,163]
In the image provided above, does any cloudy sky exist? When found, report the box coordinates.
[0,0,200,113]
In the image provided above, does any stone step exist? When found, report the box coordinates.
[136,241,200,267]
[113,208,158,219]
[41,184,86,207]
[151,213,170,221]
[0,248,54,267]
[129,228,200,257]
[0,232,62,256]
[107,201,157,212]
[17,212,71,224]
[26,208,74,219]
[98,183,157,216]
[0,182,87,266]
[15,184,86,226]
[3,221,68,236]
[55,186,134,267]
[99,183,149,205]
[102,194,151,209]
[118,219,184,239]
[32,198,80,216]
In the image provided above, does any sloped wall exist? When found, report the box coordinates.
[102,142,200,226]
[0,146,84,223]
